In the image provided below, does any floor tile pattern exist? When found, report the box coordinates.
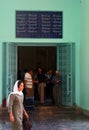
[0,106,89,130]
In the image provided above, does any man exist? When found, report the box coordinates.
[24,68,34,112]
[24,68,34,98]
[52,70,62,106]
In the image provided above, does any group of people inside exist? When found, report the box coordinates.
[23,67,62,106]
[7,67,62,130]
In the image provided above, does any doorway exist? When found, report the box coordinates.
[17,46,57,105]
[5,43,75,107]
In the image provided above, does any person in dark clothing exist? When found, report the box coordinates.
[37,67,46,105]
[45,69,54,104]
[33,69,39,101]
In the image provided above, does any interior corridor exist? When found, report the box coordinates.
[0,106,89,130]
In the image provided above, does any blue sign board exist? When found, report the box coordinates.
[16,11,63,38]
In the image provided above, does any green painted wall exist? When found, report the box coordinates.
[0,43,3,106]
[80,0,89,110]
[0,0,80,106]
[0,0,80,42]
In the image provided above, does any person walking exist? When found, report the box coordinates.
[7,80,29,130]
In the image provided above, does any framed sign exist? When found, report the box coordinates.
[16,11,63,38]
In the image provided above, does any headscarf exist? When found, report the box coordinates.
[7,80,23,106]
[13,80,23,95]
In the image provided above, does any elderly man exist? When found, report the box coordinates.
[52,70,62,106]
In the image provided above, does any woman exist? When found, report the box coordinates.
[8,80,29,130]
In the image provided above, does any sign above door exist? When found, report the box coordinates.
[16,11,63,38]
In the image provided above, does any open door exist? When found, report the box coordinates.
[6,43,17,102]
[57,43,75,106]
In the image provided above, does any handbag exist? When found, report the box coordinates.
[23,116,32,130]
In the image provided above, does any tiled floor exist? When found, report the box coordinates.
[0,105,89,130]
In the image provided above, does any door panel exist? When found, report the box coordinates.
[6,43,17,101]
[57,43,75,106]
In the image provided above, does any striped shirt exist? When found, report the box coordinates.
[24,72,33,88]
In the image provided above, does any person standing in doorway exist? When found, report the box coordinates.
[45,69,54,104]
[24,68,35,111]
[37,67,46,105]
[52,70,62,106]
[24,68,34,98]
[8,80,29,130]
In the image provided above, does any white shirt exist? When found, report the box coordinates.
[24,72,33,88]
